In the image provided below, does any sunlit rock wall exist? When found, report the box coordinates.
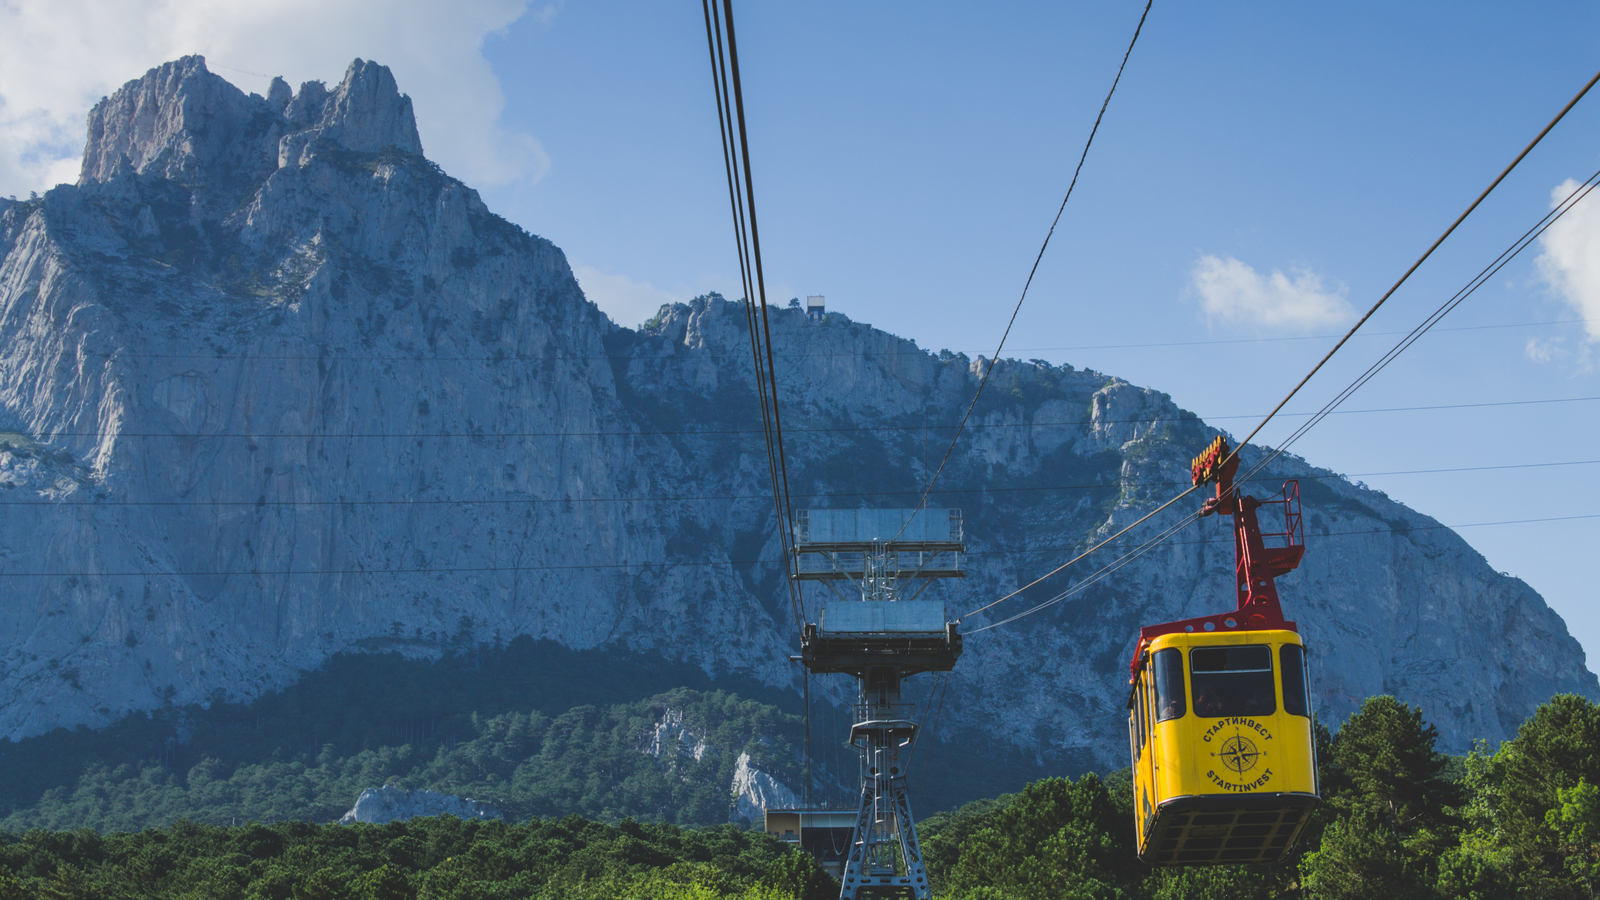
[0,56,1590,768]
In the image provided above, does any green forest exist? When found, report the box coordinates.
[0,687,798,831]
[3,691,1600,897]
[919,692,1600,899]
[0,815,834,899]
[0,640,1041,831]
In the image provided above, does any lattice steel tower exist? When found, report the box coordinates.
[794,509,965,900]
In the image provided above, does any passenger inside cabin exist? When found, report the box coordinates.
[1246,685,1275,714]
[1190,644,1277,717]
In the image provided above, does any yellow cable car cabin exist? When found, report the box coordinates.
[1129,630,1318,865]
[1128,437,1320,866]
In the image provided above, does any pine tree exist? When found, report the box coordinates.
[1300,811,1430,900]
[1331,695,1459,827]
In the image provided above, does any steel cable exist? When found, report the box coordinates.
[887,0,1153,545]
[15,391,1600,440]
[966,510,1203,632]
[0,510,1590,579]
[721,0,800,579]
[70,314,1593,365]
[965,508,1600,637]
[4,455,1596,510]
[62,312,1587,365]
[1233,167,1600,492]
[967,162,1598,630]
[703,0,803,629]
[1210,66,1600,483]
[958,64,1600,631]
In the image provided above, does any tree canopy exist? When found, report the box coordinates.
[8,691,1600,898]
[918,693,1600,900]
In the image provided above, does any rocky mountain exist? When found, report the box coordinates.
[0,56,1591,781]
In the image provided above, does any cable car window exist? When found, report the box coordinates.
[1146,677,1156,736]
[1189,645,1276,717]
[1135,673,1147,756]
[1141,671,1152,750]
[1153,648,1185,721]
[1281,644,1309,717]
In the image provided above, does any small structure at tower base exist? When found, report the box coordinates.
[764,808,858,879]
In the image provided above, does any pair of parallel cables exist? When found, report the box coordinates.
[960,67,1600,634]
[27,392,1600,440]
[692,0,1160,802]
[700,0,814,804]
[700,0,802,627]
[700,0,1600,780]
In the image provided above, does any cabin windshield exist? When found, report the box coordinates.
[1190,645,1276,717]
[1281,644,1309,716]
[1153,648,1186,721]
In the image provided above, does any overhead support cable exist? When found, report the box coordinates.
[902,671,950,780]
[702,0,802,628]
[18,392,1600,442]
[9,455,1599,510]
[887,0,1153,544]
[0,509,1593,580]
[1212,66,1600,480]
[961,63,1600,629]
[702,0,817,813]
[1232,166,1600,490]
[966,511,1202,633]
[82,314,1596,364]
[960,484,1200,621]
[970,505,1600,633]
[722,0,799,553]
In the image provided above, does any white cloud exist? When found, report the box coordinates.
[0,0,555,197]
[1537,178,1600,343]
[1525,336,1569,364]
[1189,254,1352,329]
[573,265,681,329]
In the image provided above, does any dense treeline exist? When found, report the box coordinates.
[1,688,801,832]
[4,692,1600,897]
[918,692,1600,899]
[0,638,797,824]
[0,814,834,900]
[0,641,1042,830]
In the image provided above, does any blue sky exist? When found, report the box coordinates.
[481,2,1600,673]
[4,1,1600,672]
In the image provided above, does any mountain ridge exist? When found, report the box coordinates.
[0,55,1590,775]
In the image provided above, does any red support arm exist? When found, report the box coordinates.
[1128,438,1304,680]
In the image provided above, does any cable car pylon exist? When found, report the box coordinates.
[794,508,965,899]
[1127,437,1320,866]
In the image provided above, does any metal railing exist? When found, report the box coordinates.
[793,549,962,577]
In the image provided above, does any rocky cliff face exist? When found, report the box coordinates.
[338,786,501,825]
[0,57,1591,770]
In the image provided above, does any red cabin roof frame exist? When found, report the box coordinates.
[1128,440,1304,681]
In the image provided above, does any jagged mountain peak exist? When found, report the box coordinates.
[0,59,1590,771]
[79,55,422,191]
[80,55,254,186]
[278,58,423,168]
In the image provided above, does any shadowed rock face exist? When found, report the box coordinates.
[0,57,1592,767]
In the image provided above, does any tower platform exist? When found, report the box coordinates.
[800,600,962,677]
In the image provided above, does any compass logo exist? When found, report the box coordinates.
[1204,720,1276,791]
[1217,734,1260,774]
